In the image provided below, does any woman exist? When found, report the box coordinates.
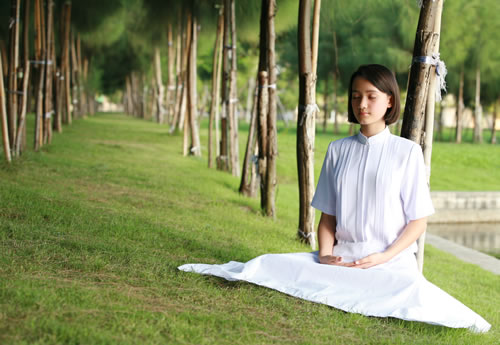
[179,65,491,333]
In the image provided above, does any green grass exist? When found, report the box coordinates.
[0,113,498,344]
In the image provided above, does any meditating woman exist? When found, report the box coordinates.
[179,64,490,333]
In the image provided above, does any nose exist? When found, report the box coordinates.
[359,97,368,109]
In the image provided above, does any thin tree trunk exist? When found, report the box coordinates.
[323,73,329,133]
[401,0,441,144]
[173,19,190,133]
[188,13,201,156]
[473,66,482,143]
[245,77,255,123]
[34,0,45,150]
[218,2,230,171]
[333,31,339,134]
[182,11,193,155]
[208,9,224,168]
[228,0,240,176]
[62,2,71,124]
[265,0,278,217]
[297,0,320,248]
[15,0,30,154]
[0,40,7,77]
[7,0,20,151]
[154,46,165,124]
[0,52,11,163]
[455,68,464,143]
[171,19,182,130]
[402,0,443,272]
[166,23,175,125]
[70,34,80,118]
[43,0,54,145]
[239,79,259,195]
[491,98,497,145]
[256,0,269,208]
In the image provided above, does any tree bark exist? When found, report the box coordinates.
[228,0,240,177]
[455,68,464,143]
[43,0,54,145]
[7,0,20,151]
[154,46,165,124]
[257,71,268,209]
[62,2,72,124]
[0,52,11,163]
[401,0,443,272]
[239,78,258,196]
[166,23,175,126]
[401,0,441,145]
[188,14,201,157]
[208,9,224,168]
[297,0,318,248]
[217,2,230,171]
[491,98,497,145]
[34,0,45,150]
[473,66,482,143]
[265,0,278,218]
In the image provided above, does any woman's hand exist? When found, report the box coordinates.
[351,252,389,269]
[319,255,355,267]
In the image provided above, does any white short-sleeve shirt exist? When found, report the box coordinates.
[311,127,435,253]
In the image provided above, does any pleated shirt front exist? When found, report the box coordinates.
[311,127,435,253]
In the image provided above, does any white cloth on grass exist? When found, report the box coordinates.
[178,128,491,333]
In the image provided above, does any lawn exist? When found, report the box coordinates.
[0,113,498,344]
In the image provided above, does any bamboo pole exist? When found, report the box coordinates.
[217,1,230,171]
[16,0,30,154]
[34,0,45,150]
[43,0,54,145]
[228,0,240,177]
[166,23,175,125]
[154,46,165,124]
[0,53,11,163]
[62,2,72,124]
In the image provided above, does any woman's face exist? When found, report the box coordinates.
[351,77,392,129]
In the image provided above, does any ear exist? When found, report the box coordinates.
[387,95,393,108]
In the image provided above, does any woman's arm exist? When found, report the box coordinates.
[318,213,353,266]
[352,217,428,269]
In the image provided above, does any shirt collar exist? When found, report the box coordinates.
[356,127,390,146]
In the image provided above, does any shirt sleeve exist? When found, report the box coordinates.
[311,142,336,216]
[400,144,435,221]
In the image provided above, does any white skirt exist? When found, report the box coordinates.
[178,244,491,333]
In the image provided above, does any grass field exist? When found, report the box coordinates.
[0,113,498,344]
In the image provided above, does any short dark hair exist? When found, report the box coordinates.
[347,64,401,125]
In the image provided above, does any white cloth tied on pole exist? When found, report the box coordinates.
[299,104,319,127]
[412,53,447,101]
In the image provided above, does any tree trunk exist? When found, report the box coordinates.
[173,18,190,133]
[166,23,175,126]
[62,2,72,124]
[0,40,7,77]
[34,0,45,150]
[43,0,54,145]
[401,0,443,272]
[154,46,165,124]
[256,0,269,208]
[245,77,255,123]
[15,0,30,155]
[70,34,80,118]
[401,0,441,145]
[77,36,87,116]
[491,98,497,145]
[217,2,230,171]
[0,52,11,163]
[333,31,339,134]
[228,0,240,177]
[455,68,464,143]
[322,73,329,133]
[188,14,201,156]
[473,66,482,143]
[265,0,278,217]
[297,0,319,248]
[208,9,224,168]
[239,78,259,195]
[7,0,20,152]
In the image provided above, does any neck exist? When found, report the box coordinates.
[360,123,386,137]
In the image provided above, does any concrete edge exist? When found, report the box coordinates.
[425,233,500,275]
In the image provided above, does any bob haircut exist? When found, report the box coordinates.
[347,64,401,125]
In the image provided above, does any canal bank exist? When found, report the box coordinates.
[426,191,500,275]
